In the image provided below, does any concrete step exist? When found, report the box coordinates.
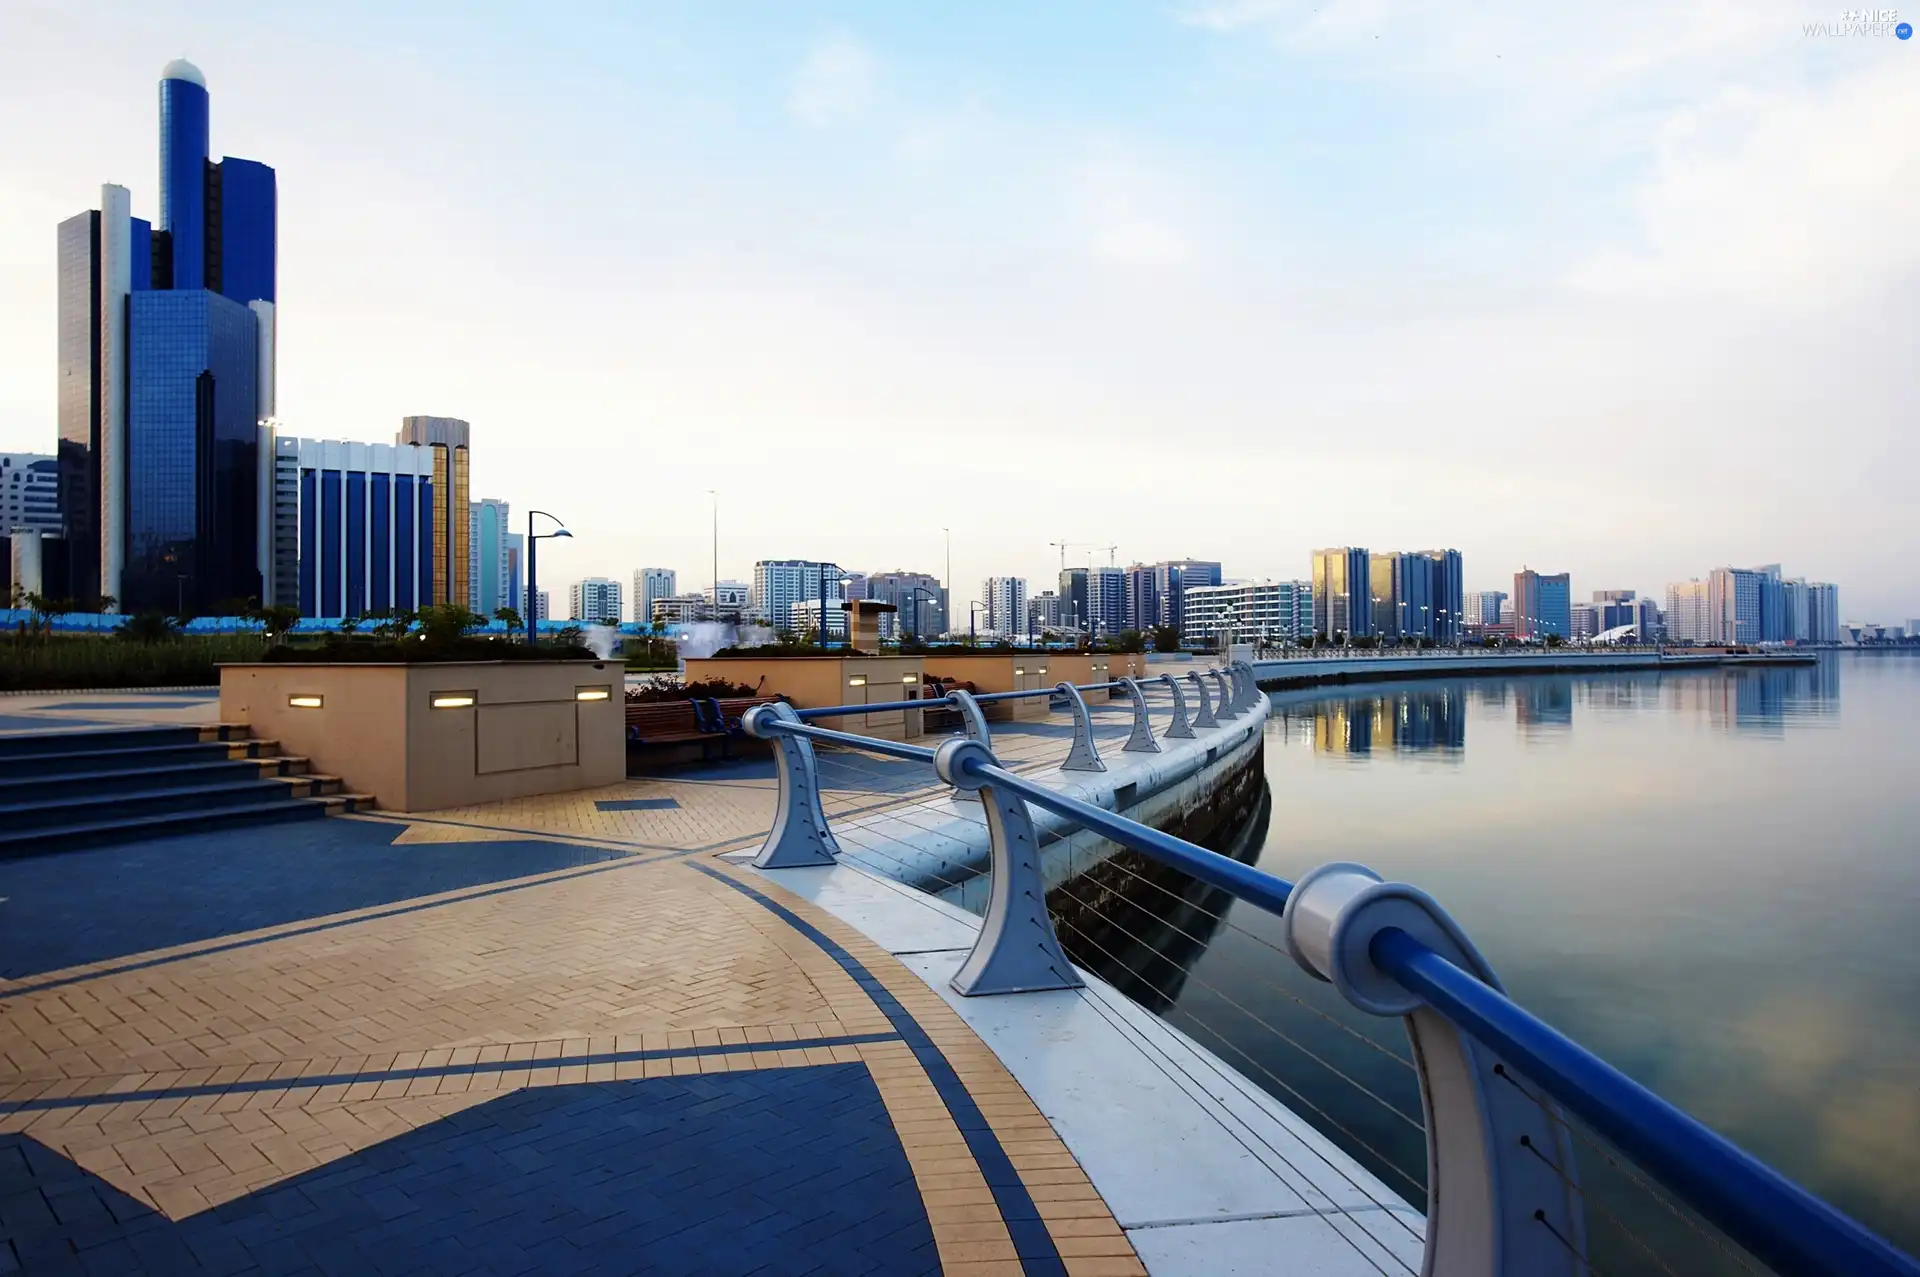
[0,725,203,759]
[0,756,312,803]
[0,778,305,833]
[0,799,333,859]
[0,738,284,779]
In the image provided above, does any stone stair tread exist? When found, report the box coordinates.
[0,739,261,767]
[0,758,294,791]
[0,777,292,818]
[0,800,330,855]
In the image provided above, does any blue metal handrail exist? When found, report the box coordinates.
[742,667,1920,1277]
[794,678,1132,720]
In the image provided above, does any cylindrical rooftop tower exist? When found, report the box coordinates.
[159,59,209,289]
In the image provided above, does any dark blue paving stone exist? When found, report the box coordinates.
[0,820,631,980]
[0,1066,936,1276]
[592,798,679,812]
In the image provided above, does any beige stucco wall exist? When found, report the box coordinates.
[1046,652,1146,696]
[917,654,1053,720]
[219,660,625,812]
[682,655,927,739]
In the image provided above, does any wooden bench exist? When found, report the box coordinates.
[625,695,785,762]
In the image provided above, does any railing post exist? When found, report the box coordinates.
[1235,659,1263,713]
[1119,677,1160,753]
[1185,670,1219,729]
[1158,672,1195,739]
[947,689,991,802]
[1056,681,1107,772]
[937,738,1084,996]
[1210,669,1234,719]
[1280,862,1588,1276]
[742,702,840,869]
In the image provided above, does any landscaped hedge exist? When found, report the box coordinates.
[0,633,268,691]
[259,638,602,664]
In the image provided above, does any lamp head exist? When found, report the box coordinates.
[553,528,573,539]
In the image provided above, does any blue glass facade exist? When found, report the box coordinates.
[371,473,391,612]
[208,157,276,305]
[125,289,259,612]
[395,476,417,612]
[158,75,209,290]
[299,469,317,614]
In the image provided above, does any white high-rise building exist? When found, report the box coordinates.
[1665,580,1711,644]
[570,577,622,624]
[1181,580,1314,643]
[0,454,60,535]
[982,577,1028,636]
[753,559,843,631]
[709,580,750,610]
[635,567,676,625]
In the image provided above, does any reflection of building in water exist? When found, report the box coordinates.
[1295,688,1465,757]
[1661,662,1840,734]
[1515,678,1575,729]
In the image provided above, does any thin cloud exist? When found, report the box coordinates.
[788,34,877,127]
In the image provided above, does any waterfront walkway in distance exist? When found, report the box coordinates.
[7,688,1373,1276]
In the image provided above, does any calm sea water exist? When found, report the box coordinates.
[1066,653,1920,1273]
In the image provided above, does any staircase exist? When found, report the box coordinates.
[0,724,374,857]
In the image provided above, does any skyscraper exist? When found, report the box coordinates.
[1513,569,1571,640]
[635,567,677,625]
[983,576,1028,635]
[55,60,277,610]
[866,570,946,638]
[1466,590,1508,627]
[469,498,511,617]
[1311,548,1371,640]
[1090,566,1127,636]
[570,578,622,624]
[1665,581,1710,644]
[283,437,436,619]
[396,417,470,605]
[1145,559,1221,633]
[1707,567,1762,645]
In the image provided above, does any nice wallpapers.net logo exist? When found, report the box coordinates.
[1804,8,1912,35]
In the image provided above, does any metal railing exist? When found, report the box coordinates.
[1253,644,1672,660]
[736,660,1919,1277]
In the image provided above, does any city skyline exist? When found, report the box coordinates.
[2,10,1914,617]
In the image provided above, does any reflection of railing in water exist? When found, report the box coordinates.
[1049,783,1270,1014]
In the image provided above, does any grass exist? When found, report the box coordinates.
[0,633,271,691]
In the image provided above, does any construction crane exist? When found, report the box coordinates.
[1099,544,1119,568]
[1048,540,1094,577]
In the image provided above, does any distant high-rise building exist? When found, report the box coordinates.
[1029,591,1064,633]
[1123,564,1157,632]
[650,594,708,625]
[1182,580,1313,643]
[1513,569,1571,640]
[791,597,849,641]
[469,498,510,617]
[396,417,470,606]
[1570,602,1600,641]
[1058,567,1089,634]
[1312,548,1372,640]
[570,577,622,624]
[709,580,750,611]
[1706,567,1763,644]
[635,567,676,625]
[530,589,549,624]
[1364,549,1460,641]
[1665,580,1711,644]
[1593,589,1636,604]
[1466,590,1508,627]
[1146,559,1221,632]
[503,533,523,615]
[753,560,853,631]
[1808,582,1840,643]
[1424,549,1464,642]
[1090,566,1127,636]
[1630,597,1663,642]
[867,570,946,638]
[256,422,298,608]
[983,576,1028,636]
[283,437,437,619]
[0,454,62,535]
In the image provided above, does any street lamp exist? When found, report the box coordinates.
[969,600,986,644]
[525,510,571,643]
[905,585,939,642]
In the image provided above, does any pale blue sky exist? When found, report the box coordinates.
[2,1,1914,618]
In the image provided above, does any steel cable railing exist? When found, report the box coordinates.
[733,663,1918,1277]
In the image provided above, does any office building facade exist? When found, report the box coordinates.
[1029,592,1064,633]
[570,577,622,624]
[1182,580,1313,643]
[1152,559,1222,633]
[503,533,523,615]
[286,438,436,619]
[1466,590,1508,627]
[1513,569,1571,640]
[469,498,512,617]
[1311,547,1372,640]
[867,570,946,638]
[1665,581,1711,644]
[257,422,298,608]
[983,576,1028,636]
[635,567,676,625]
[1,455,61,535]
[55,61,277,609]
[396,417,470,606]
[753,560,845,631]
[1090,566,1128,636]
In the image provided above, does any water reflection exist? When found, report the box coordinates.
[1273,661,1842,760]
[1076,655,1914,1275]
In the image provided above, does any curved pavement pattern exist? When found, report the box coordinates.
[0,781,1145,1276]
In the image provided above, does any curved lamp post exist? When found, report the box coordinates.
[525,510,571,643]
[906,585,940,642]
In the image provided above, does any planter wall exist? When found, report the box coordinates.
[681,655,927,739]
[218,660,625,812]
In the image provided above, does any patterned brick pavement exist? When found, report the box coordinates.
[0,756,1146,1275]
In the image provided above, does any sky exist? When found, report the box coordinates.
[1,1,1915,620]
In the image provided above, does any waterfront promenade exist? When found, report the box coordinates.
[0,687,1409,1276]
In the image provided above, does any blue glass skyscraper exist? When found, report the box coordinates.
[56,59,279,610]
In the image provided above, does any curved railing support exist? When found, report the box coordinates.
[938,739,1084,996]
[1186,670,1219,729]
[1234,659,1263,712]
[1056,681,1106,772]
[1280,862,1588,1276]
[951,687,992,750]
[1119,677,1160,753]
[1210,669,1235,719]
[743,702,840,869]
[1158,673,1195,739]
